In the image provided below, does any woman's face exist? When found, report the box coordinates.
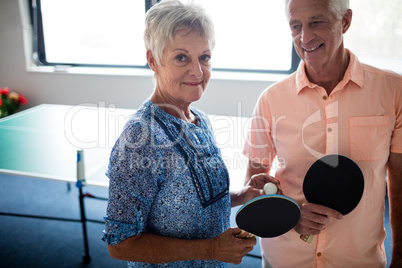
[149,29,212,106]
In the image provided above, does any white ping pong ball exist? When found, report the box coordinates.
[264,183,278,195]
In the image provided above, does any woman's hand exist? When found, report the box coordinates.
[108,229,255,264]
[231,173,282,207]
[247,173,282,195]
[208,227,256,264]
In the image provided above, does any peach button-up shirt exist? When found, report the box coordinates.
[243,50,402,268]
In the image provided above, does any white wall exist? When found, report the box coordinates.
[0,0,282,117]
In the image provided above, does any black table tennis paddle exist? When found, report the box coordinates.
[300,154,364,243]
[236,187,301,238]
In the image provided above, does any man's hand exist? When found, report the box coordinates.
[294,202,343,235]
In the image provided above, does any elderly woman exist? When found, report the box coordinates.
[102,1,275,267]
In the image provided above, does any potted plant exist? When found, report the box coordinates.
[0,87,28,118]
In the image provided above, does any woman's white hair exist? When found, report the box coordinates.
[285,0,350,20]
[144,0,215,65]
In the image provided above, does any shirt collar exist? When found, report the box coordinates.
[295,49,365,95]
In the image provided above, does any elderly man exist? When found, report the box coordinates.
[243,0,402,267]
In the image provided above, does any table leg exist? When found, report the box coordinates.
[79,186,91,263]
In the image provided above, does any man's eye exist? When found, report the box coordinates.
[311,21,324,27]
[291,24,301,31]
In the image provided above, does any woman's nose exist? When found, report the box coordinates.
[188,60,203,78]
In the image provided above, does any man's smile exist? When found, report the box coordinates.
[303,43,324,52]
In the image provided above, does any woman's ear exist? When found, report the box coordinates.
[146,50,158,72]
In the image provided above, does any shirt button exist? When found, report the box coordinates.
[322,96,327,100]
[328,127,332,132]
[317,252,322,257]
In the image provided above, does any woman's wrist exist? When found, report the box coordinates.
[230,191,244,207]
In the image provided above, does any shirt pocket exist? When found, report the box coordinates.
[350,116,390,161]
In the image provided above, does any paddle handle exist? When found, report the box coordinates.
[300,234,314,243]
[238,230,256,239]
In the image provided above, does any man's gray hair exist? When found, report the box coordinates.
[144,0,215,65]
[285,0,350,20]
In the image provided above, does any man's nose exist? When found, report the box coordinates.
[300,26,314,44]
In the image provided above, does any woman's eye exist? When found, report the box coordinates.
[200,55,211,62]
[176,55,187,62]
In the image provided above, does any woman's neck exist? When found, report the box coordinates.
[150,93,197,124]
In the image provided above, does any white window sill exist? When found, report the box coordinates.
[27,64,289,83]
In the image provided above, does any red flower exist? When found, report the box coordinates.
[0,87,10,95]
[19,94,28,105]
[0,87,28,118]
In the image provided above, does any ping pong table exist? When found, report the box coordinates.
[0,103,251,263]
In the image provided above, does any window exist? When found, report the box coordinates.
[196,0,297,73]
[345,0,402,72]
[31,0,402,74]
[31,0,299,74]
[34,0,148,67]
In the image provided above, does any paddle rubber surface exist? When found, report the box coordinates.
[303,154,364,215]
[236,195,301,238]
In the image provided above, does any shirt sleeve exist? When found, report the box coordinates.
[391,77,402,153]
[102,120,163,245]
[242,91,277,166]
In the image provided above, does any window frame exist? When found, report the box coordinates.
[30,0,300,74]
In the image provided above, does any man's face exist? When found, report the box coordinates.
[287,0,349,74]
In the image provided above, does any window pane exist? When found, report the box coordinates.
[38,0,293,72]
[36,0,402,73]
[197,0,293,71]
[41,0,147,66]
[345,0,402,72]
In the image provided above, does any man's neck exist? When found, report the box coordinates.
[306,52,350,96]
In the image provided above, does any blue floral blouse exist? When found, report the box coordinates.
[102,100,231,267]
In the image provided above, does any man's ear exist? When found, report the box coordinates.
[342,9,353,34]
[146,50,158,72]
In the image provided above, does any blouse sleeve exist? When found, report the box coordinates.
[102,120,163,245]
